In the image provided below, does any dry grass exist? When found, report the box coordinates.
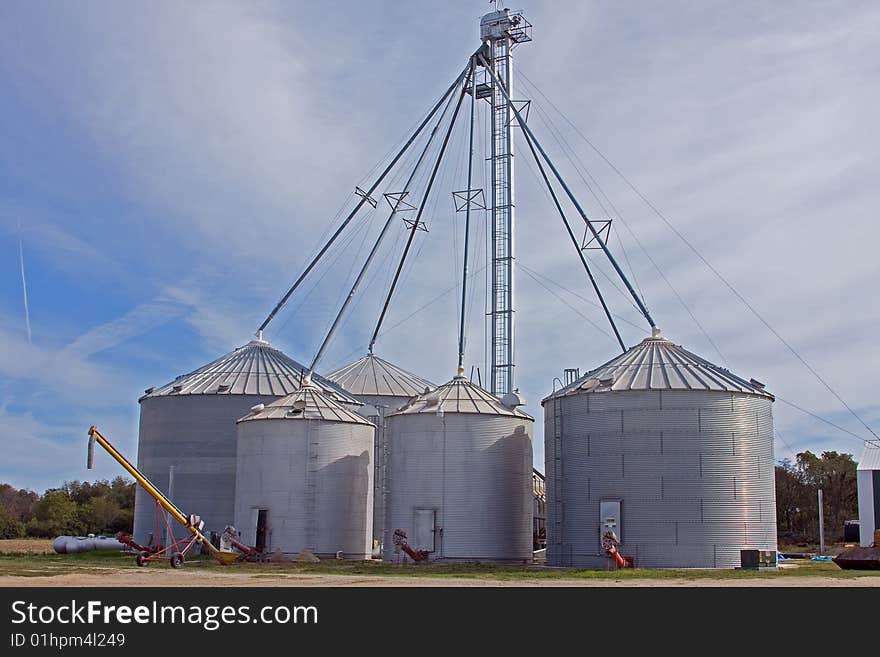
[0,539,55,554]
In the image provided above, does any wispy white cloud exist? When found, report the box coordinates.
[0,0,878,492]
[63,296,188,359]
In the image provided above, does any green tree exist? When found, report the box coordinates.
[0,483,38,522]
[0,507,25,539]
[797,450,858,542]
[27,490,83,537]
[774,450,858,544]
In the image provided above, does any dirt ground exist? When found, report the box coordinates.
[5,570,880,587]
[3,567,880,588]
[3,540,878,587]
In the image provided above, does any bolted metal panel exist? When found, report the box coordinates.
[326,353,436,399]
[133,394,270,545]
[141,339,362,408]
[384,378,534,563]
[543,335,774,403]
[347,393,412,546]
[856,444,880,546]
[326,353,437,548]
[233,388,374,559]
[133,340,362,546]
[545,388,776,569]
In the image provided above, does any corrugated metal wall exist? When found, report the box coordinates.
[234,419,374,558]
[545,390,776,568]
[134,395,275,545]
[384,414,533,562]
[353,394,411,547]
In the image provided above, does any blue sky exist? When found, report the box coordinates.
[1,0,878,492]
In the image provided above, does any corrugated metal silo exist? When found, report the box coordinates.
[543,331,777,568]
[133,338,361,546]
[384,377,534,563]
[856,444,880,547]
[326,353,436,547]
[234,384,375,558]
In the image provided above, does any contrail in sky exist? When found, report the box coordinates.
[17,218,32,344]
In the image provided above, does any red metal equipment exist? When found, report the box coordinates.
[601,530,632,569]
[221,526,261,560]
[392,529,429,563]
[115,532,150,554]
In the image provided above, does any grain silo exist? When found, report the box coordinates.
[326,353,436,548]
[234,384,375,558]
[133,338,361,546]
[543,330,777,569]
[384,376,534,563]
[856,443,880,547]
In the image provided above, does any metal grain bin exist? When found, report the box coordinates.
[384,376,534,563]
[327,353,436,547]
[543,331,776,569]
[133,338,361,546]
[234,384,375,558]
[856,444,880,547]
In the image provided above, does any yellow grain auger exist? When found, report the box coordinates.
[87,426,239,567]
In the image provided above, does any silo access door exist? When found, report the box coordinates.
[413,509,436,553]
[599,500,621,549]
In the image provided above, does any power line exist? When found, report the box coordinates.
[519,266,615,342]
[517,68,878,443]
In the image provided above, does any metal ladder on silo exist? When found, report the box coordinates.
[552,395,564,562]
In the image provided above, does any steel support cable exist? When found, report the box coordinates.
[307,72,468,376]
[315,106,453,361]
[516,127,643,325]
[517,74,728,367]
[257,63,471,335]
[303,121,425,271]
[370,100,460,355]
[775,396,876,446]
[519,266,614,341]
[369,61,475,354]
[526,79,660,326]
[518,69,879,442]
[774,429,797,460]
[517,117,626,352]
[369,92,461,351]
[528,95,649,308]
[281,144,416,338]
[611,225,648,325]
[274,209,378,338]
[478,54,656,332]
[332,263,490,371]
[457,65,478,373]
[519,83,648,313]
[317,135,423,339]
[518,263,647,334]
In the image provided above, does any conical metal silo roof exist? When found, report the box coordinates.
[543,331,774,403]
[326,353,436,398]
[237,385,374,425]
[391,376,533,418]
[140,339,361,406]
